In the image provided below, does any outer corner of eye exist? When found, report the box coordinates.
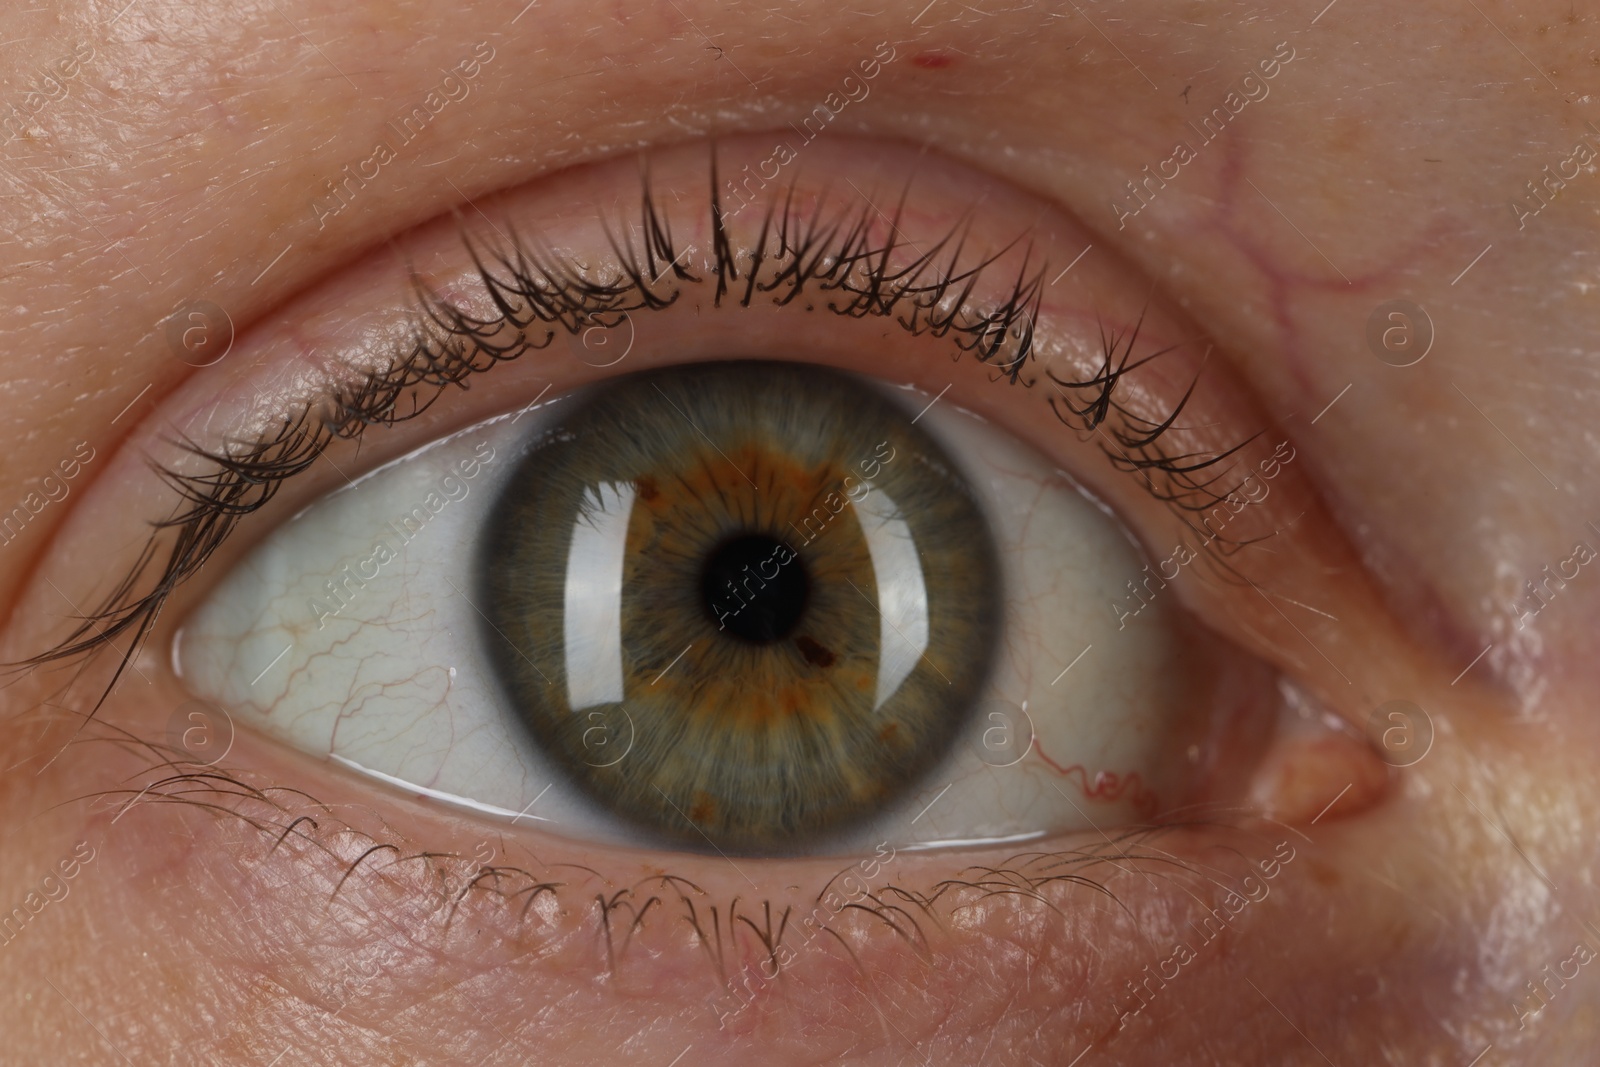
[171,357,1314,858]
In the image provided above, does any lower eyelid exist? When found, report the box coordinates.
[85,724,1301,1056]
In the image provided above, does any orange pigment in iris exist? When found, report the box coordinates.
[616,442,892,734]
[665,668,878,731]
[630,445,845,528]
[688,791,717,823]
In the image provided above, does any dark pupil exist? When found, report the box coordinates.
[701,534,808,644]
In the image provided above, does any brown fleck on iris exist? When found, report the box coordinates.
[795,635,837,669]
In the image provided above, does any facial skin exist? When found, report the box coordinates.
[0,0,1597,1063]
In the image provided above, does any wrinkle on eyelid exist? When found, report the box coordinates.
[13,141,1372,856]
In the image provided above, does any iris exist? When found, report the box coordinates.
[478,362,1000,851]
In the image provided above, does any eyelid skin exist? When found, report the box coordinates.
[0,133,1453,1065]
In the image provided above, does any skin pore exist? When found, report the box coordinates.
[1,0,1598,1063]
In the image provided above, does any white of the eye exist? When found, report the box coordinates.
[851,483,929,710]
[563,481,635,710]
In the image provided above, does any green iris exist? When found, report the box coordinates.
[477,361,1000,852]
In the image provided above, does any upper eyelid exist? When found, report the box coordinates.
[10,150,1249,702]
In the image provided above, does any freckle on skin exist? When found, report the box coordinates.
[912,52,955,70]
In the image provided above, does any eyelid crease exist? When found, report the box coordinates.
[9,148,1257,712]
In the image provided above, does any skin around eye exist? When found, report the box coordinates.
[0,133,1441,1067]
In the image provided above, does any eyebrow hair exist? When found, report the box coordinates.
[11,151,1243,710]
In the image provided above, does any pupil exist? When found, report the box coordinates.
[701,533,809,644]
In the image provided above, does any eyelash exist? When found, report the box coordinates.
[65,704,1266,989]
[15,152,1248,703]
[74,707,1233,974]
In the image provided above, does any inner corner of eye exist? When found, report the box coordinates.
[172,359,1254,856]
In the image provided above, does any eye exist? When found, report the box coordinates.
[176,348,1255,853]
[28,138,1323,861]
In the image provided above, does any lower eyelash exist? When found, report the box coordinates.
[11,147,1253,704]
[68,707,1243,982]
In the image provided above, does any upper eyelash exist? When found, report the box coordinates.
[12,150,1250,699]
[1052,319,1265,534]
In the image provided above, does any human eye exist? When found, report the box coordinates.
[13,135,1388,1055]
[175,342,1210,852]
